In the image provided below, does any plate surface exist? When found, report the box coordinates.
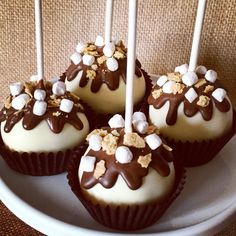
[1,136,236,236]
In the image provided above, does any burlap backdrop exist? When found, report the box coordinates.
[0,0,236,106]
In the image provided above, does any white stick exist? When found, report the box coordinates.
[188,0,207,72]
[34,0,44,80]
[125,0,138,133]
[104,0,114,44]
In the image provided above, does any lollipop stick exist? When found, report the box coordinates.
[125,0,138,133]
[188,0,207,72]
[34,0,44,80]
[104,0,114,44]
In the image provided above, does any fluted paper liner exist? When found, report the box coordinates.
[165,110,236,167]
[67,145,186,231]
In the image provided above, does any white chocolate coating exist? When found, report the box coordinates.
[1,113,89,153]
[79,164,175,205]
[149,98,233,142]
[65,71,146,114]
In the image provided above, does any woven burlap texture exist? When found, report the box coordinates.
[0,0,236,106]
[0,0,236,235]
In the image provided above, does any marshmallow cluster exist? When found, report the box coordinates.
[60,99,74,113]
[52,81,66,96]
[108,114,125,128]
[12,93,30,110]
[33,101,47,116]
[145,134,162,150]
[80,155,96,172]
[10,82,23,96]
[89,134,102,151]
[132,112,148,134]
[174,64,188,75]
[182,71,198,86]
[212,88,226,102]
[70,52,82,65]
[185,88,198,103]
[115,146,133,164]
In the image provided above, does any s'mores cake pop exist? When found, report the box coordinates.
[148,0,235,166]
[67,1,185,230]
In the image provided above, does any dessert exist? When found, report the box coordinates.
[148,64,235,166]
[67,112,185,230]
[61,36,149,115]
[0,79,90,175]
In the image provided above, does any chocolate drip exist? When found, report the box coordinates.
[0,81,85,133]
[81,128,173,190]
[64,43,142,93]
[148,78,231,125]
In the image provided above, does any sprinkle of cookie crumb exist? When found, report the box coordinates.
[137,153,152,168]
[93,160,106,179]
[123,132,145,148]
[197,95,210,107]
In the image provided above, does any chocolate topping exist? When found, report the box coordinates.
[148,74,231,125]
[81,128,173,190]
[0,80,86,133]
[63,42,143,92]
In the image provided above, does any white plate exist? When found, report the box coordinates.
[1,136,236,236]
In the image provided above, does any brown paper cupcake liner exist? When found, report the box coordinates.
[0,137,87,176]
[165,110,236,167]
[67,146,186,231]
[92,68,152,128]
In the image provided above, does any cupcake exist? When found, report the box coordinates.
[61,36,150,117]
[0,79,90,175]
[67,112,185,230]
[148,64,235,166]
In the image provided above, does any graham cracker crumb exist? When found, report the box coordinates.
[172,82,185,94]
[152,88,163,99]
[195,78,207,88]
[24,82,34,97]
[204,85,214,93]
[91,64,98,71]
[84,50,98,56]
[86,129,108,141]
[102,133,118,155]
[163,143,173,152]
[52,111,61,117]
[86,70,96,80]
[123,132,145,148]
[167,72,181,82]
[147,125,160,135]
[48,98,61,107]
[113,51,125,59]
[138,153,152,168]
[197,95,210,107]
[4,96,12,109]
[93,160,106,179]
[97,56,107,65]
[111,129,120,137]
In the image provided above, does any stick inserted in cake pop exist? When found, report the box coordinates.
[125,0,138,133]
[188,0,207,72]
[105,0,114,44]
[34,0,44,81]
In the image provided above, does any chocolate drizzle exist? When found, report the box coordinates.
[81,128,173,190]
[63,42,142,93]
[0,81,85,133]
[148,76,231,125]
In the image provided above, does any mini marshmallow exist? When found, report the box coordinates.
[52,81,66,96]
[34,89,46,101]
[80,155,96,172]
[182,71,198,86]
[156,75,168,87]
[82,54,95,66]
[60,99,74,113]
[106,57,118,71]
[185,88,198,103]
[49,76,60,84]
[103,42,115,57]
[196,65,207,75]
[145,134,162,150]
[212,88,227,102]
[108,114,125,128]
[30,75,38,82]
[162,80,176,93]
[70,52,82,65]
[205,70,217,83]
[174,64,189,75]
[10,82,23,96]
[95,35,104,47]
[133,120,149,134]
[11,93,30,110]
[115,146,133,164]
[89,134,102,151]
[76,42,87,53]
[132,111,147,123]
[33,101,47,116]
